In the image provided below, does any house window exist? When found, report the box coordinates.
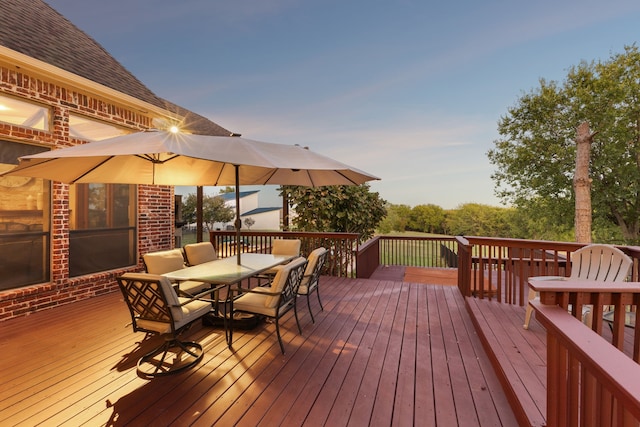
[69,183,136,276]
[0,94,49,131]
[0,140,50,290]
[68,114,130,141]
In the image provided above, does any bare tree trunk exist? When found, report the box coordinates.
[574,121,594,243]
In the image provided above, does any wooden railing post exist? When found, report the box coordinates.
[533,301,640,426]
[356,236,380,278]
[456,236,472,297]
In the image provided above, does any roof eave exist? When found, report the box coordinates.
[0,45,180,122]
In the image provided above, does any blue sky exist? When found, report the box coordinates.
[46,0,640,209]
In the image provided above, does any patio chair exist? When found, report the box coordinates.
[231,256,308,353]
[143,248,210,297]
[296,247,328,324]
[254,238,302,285]
[523,244,633,329]
[184,241,217,266]
[116,272,213,378]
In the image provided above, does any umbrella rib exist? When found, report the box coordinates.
[69,156,115,184]
[212,165,226,186]
[335,170,360,186]
[261,169,279,185]
[135,154,180,164]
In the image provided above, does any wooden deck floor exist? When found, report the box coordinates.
[0,276,517,426]
[370,265,458,286]
[466,292,639,427]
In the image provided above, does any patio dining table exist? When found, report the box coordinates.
[163,252,295,346]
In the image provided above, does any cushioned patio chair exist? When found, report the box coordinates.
[523,244,633,329]
[296,247,328,324]
[143,248,210,297]
[184,242,217,266]
[254,238,302,285]
[116,272,213,378]
[232,256,308,353]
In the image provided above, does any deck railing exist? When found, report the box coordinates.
[210,231,640,304]
[533,301,640,426]
[456,236,640,305]
[209,230,359,277]
[356,235,458,278]
[531,280,640,360]
[209,232,459,279]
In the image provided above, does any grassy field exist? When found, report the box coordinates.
[376,232,455,267]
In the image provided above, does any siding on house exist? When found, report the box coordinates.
[241,207,282,230]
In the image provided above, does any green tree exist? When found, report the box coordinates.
[488,45,640,244]
[243,217,256,230]
[377,203,412,233]
[408,204,445,233]
[445,203,516,237]
[281,184,386,241]
[181,193,235,231]
[505,199,574,241]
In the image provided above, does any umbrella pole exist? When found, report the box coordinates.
[235,165,241,265]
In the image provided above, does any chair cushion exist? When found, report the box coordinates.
[305,247,325,275]
[184,242,217,265]
[233,290,276,317]
[298,283,310,295]
[272,239,301,256]
[157,274,183,321]
[174,297,212,329]
[137,298,211,333]
[298,247,327,294]
[143,249,185,274]
[265,257,307,308]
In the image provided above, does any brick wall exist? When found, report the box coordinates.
[0,65,175,321]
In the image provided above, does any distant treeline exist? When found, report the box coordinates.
[377,202,626,244]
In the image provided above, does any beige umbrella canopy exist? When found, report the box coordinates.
[3,130,378,186]
[2,130,380,263]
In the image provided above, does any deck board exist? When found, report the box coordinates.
[1,276,517,426]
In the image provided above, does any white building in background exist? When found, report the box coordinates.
[216,191,282,230]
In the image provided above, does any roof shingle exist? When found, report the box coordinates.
[0,0,230,136]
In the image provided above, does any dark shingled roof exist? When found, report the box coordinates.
[0,0,230,136]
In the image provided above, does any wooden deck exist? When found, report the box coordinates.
[370,265,458,286]
[0,276,517,426]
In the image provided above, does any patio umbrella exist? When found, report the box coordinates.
[2,129,379,263]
